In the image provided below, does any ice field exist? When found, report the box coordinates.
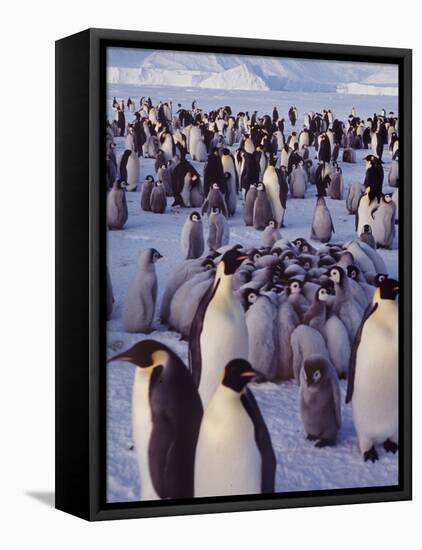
[106,85,399,503]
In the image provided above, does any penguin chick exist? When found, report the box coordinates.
[181,211,204,259]
[262,219,282,247]
[140,175,155,212]
[107,180,128,230]
[359,224,376,249]
[299,355,341,447]
[207,207,230,251]
[122,248,163,333]
[150,181,167,213]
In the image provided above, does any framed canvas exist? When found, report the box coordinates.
[55,28,412,521]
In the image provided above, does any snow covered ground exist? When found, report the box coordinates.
[106,86,399,503]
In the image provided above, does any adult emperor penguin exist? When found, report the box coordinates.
[194,359,276,497]
[181,211,204,259]
[122,248,163,333]
[356,187,378,236]
[346,278,399,462]
[107,180,128,230]
[108,340,203,500]
[119,149,140,192]
[262,164,284,228]
[299,355,341,447]
[188,248,249,407]
[311,196,335,243]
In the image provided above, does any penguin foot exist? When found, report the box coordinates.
[383,439,398,454]
[315,439,335,448]
[363,446,379,463]
[306,434,318,441]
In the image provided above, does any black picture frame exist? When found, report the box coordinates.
[55,28,412,521]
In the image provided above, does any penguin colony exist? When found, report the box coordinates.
[107,97,400,500]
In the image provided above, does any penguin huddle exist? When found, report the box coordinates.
[106,97,400,499]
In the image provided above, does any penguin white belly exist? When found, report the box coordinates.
[265,181,283,227]
[181,179,191,207]
[162,135,174,161]
[126,153,140,187]
[194,387,261,497]
[199,296,248,406]
[357,201,377,236]
[352,307,398,450]
[132,370,159,500]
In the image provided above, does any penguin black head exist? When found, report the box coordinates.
[108,339,171,369]
[319,278,335,294]
[247,248,261,263]
[303,355,329,388]
[326,266,345,285]
[346,265,359,280]
[145,175,154,183]
[221,249,248,276]
[379,278,399,300]
[149,248,163,263]
[288,279,303,294]
[222,359,257,393]
[316,287,329,302]
[266,219,276,228]
[190,211,201,222]
[242,287,260,310]
[272,247,282,257]
[363,224,372,234]
[374,273,389,287]
[383,193,393,203]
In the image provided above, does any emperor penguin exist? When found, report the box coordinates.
[189,124,202,160]
[356,187,378,236]
[263,164,284,228]
[290,325,329,384]
[243,289,279,382]
[253,183,273,230]
[189,173,204,208]
[359,224,376,249]
[207,206,230,251]
[346,182,364,215]
[329,166,343,200]
[388,155,399,187]
[122,248,163,333]
[201,183,229,218]
[181,211,204,259]
[107,180,128,230]
[224,171,238,217]
[150,181,167,214]
[188,249,249,407]
[108,340,203,500]
[140,175,155,212]
[244,183,258,226]
[262,219,282,247]
[194,359,276,497]
[299,355,341,447]
[119,149,140,191]
[276,300,300,380]
[326,266,364,344]
[346,278,399,462]
[372,193,396,249]
[311,196,335,243]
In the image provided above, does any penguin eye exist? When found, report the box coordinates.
[313,370,321,383]
[248,293,257,303]
[378,275,386,282]
[254,254,261,261]
[292,282,299,289]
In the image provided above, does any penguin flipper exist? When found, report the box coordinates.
[346,301,378,403]
[201,199,208,216]
[241,388,276,494]
[330,367,342,428]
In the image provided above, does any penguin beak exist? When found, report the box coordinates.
[241,370,257,378]
[107,352,133,364]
